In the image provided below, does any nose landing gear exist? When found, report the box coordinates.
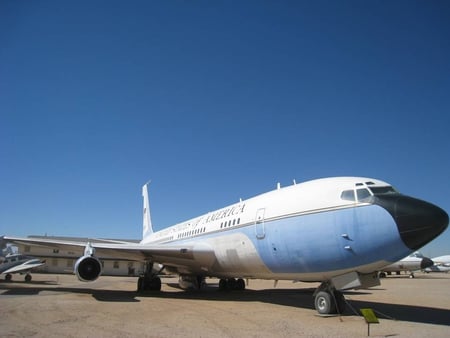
[313,282,346,315]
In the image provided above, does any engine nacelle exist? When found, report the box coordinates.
[74,255,102,282]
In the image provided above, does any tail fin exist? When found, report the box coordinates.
[142,181,154,239]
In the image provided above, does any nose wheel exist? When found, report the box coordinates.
[314,284,346,315]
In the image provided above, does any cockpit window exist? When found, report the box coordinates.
[341,190,355,201]
[356,188,371,201]
[369,186,397,195]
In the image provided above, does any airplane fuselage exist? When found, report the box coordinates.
[141,177,448,282]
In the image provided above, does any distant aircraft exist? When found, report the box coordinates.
[3,177,448,314]
[378,251,434,278]
[425,255,450,273]
[0,254,45,282]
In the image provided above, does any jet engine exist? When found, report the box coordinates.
[74,255,102,282]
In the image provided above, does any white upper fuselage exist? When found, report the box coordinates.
[143,177,384,245]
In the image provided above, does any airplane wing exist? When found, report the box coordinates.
[2,236,216,271]
[2,261,46,275]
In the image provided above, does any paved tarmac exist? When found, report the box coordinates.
[0,272,449,337]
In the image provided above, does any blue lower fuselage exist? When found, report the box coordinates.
[178,204,411,279]
[248,204,408,274]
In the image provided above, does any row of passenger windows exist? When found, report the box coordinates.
[176,217,242,239]
[220,218,241,229]
[177,227,206,239]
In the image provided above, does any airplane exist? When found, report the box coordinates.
[0,253,45,282]
[2,177,448,315]
[425,255,450,273]
[378,251,434,278]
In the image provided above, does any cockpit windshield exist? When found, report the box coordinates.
[369,186,397,195]
[340,185,398,202]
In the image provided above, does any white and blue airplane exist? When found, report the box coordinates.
[3,177,448,314]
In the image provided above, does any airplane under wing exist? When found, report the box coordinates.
[2,236,216,274]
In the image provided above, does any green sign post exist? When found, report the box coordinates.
[360,308,379,336]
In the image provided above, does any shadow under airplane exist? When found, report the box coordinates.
[1,281,448,326]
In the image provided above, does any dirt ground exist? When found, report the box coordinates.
[0,272,449,337]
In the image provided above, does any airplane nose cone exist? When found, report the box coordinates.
[374,195,449,250]
[420,257,434,269]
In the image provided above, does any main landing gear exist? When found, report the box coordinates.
[313,282,346,315]
[4,273,32,282]
[218,278,246,291]
[137,262,162,292]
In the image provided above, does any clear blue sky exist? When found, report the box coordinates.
[1,1,449,257]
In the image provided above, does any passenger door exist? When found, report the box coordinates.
[255,208,266,239]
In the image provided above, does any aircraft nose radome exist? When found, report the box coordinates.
[420,257,434,269]
[374,195,449,250]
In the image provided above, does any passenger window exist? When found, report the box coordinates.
[357,188,371,201]
[341,190,355,201]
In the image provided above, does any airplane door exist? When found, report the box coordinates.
[255,208,266,239]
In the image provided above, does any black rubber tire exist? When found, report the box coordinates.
[219,279,228,291]
[137,277,144,292]
[315,291,335,315]
[236,278,246,290]
[149,276,162,291]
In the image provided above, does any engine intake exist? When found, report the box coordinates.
[74,255,102,282]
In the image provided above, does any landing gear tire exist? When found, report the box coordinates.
[137,276,162,292]
[137,277,144,291]
[5,274,12,282]
[219,278,246,291]
[236,278,246,290]
[315,291,334,315]
[25,274,32,282]
[219,279,228,291]
[314,290,346,315]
